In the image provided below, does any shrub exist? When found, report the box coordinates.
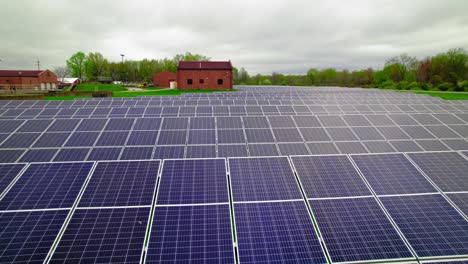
[456,81,468,92]
[437,82,452,91]
[380,80,396,89]
[419,83,432,91]
[398,81,410,90]
[408,82,420,90]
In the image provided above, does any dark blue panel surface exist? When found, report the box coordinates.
[217,129,246,144]
[17,119,53,132]
[33,133,70,148]
[54,148,90,161]
[245,129,275,143]
[157,130,187,145]
[218,145,248,157]
[104,118,135,131]
[235,201,326,264]
[188,130,216,144]
[0,120,24,133]
[65,132,100,147]
[381,194,468,257]
[133,118,162,130]
[47,119,80,132]
[158,159,227,204]
[0,149,24,163]
[247,144,279,156]
[126,131,158,145]
[291,155,370,198]
[0,163,25,194]
[1,133,39,148]
[19,148,58,162]
[229,157,302,202]
[447,193,468,217]
[161,117,188,130]
[120,147,153,160]
[408,152,468,192]
[146,204,233,263]
[0,210,69,263]
[352,154,437,195]
[186,145,217,158]
[78,160,159,207]
[95,131,129,146]
[50,207,148,264]
[154,146,185,159]
[75,119,107,131]
[278,143,310,155]
[86,147,122,161]
[0,162,93,210]
[309,197,413,263]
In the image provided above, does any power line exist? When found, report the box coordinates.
[36,59,40,70]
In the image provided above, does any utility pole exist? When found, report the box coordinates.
[120,54,125,87]
[36,59,40,70]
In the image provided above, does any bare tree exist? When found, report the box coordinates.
[54,66,69,82]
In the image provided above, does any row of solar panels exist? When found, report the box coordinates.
[0,151,467,263]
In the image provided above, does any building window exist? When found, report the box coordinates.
[218,79,223,85]
[199,79,204,84]
[187,79,193,85]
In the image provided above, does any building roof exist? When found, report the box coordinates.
[177,61,233,70]
[0,70,47,77]
[59,78,80,84]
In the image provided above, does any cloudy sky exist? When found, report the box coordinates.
[1,0,467,74]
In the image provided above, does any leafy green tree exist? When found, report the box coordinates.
[84,52,109,81]
[173,52,211,62]
[66,51,86,80]
[306,68,318,85]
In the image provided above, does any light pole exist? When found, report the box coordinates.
[120,54,125,87]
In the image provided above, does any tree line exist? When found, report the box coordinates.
[60,52,210,83]
[233,48,468,91]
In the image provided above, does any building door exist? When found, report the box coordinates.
[41,83,45,90]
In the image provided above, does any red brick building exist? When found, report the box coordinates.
[153,71,176,88]
[176,61,233,90]
[0,70,58,91]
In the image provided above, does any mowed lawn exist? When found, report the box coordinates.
[397,90,468,100]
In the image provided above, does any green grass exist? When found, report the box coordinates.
[396,90,468,100]
[45,96,92,100]
[74,83,128,92]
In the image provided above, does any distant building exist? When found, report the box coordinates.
[153,71,176,88]
[176,61,233,90]
[59,78,80,87]
[0,70,58,91]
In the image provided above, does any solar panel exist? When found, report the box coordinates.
[188,130,216,144]
[158,159,228,204]
[380,194,468,257]
[186,145,216,158]
[242,116,270,129]
[65,132,100,147]
[217,117,242,129]
[234,201,326,264]
[133,118,161,130]
[318,115,347,127]
[415,139,450,151]
[161,117,188,130]
[352,127,385,140]
[309,197,413,262]
[153,146,185,159]
[245,129,275,143]
[433,114,465,125]
[189,117,215,129]
[342,115,372,126]
[50,207,149,263]
[447,193,468,217]
[217,144,248,157]
[442,139,468,150]
[120,147,153,160]
[19,148,58,162]
[272,128,303,142]
[0,149,24,163]
[17,119,53,132]
[366,115,396,126]
[126,131,158,145]
[278,143,309,155]
[146,204,233,263]
[0,210,69,263]
[410,114,442,125]
[0,162,93,210]
[268,116,296,128]
[78,160,159,207]
[293,116,321,127]
[87,147,122,161]
[157,130,187,145]
[326,127,358,141]
[95,131,129,146]
[217,129,246,144]
[388,114,419,126]
[0,163,25,194]
[307,142,340,154]
[407,152,468,192]
[1,133,39,148]
[75,118,107,131]
[47,119,80,132]
[335,142,368,154]
[363,141,396,153]
[33,132,70,148]
[54,148,90,161]
[229,157,301,202]
[401,126,436,139]
[104,118,135,131]
[0,120,24,133]
[291,155,371,198]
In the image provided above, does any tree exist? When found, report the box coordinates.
[431,48,468,85]
[66,51,86,80]
[53,66,69,82]
[173,52,211,62]
[85,52,109,81]
[306,68,318,85]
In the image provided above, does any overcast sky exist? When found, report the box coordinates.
[1,0,467,74]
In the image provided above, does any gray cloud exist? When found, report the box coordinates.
[1,0,467,74]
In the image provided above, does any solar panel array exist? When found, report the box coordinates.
[1,86,468,263]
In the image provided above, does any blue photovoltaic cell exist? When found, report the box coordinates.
[1,133,39,148]
[218,145,248,157]
[47,119,80,132]
[157,130,187,145]
[50,207,149,264]
[33,133,70,148]
[154,146,185,159]
[352,154,437,195]
[0,164,25,194]
[19,149,58,162]
[247,144,279,156]
[86,147,122,161]
[186,145,217,158]
[229,157,302,202]
[291,155,371,198]
[447,193,468,216]
[0,150,24,163]
[146,204,233,264]
[126,131,158,145]
[235,201,326,264]
[278,143,310,155]
[0,162,93,210]
[189,117,215,129]
[380,194,468,257]
[78,160,159,207]
[65,132,100,147]
[0,120,24,133]
[217,129,246,144]
[245,129,275,143]
[162,117,188,129]
[188,130,216,144]
[158,159,228,204]
[53,148,90,161]
[309,197,413,263]
[95,131,129,146]
[133,118,161,130]
[120,147,153,160]
[104,118,135,131]
[17,119,53,132]
[75,119,107,131]
[408,152,468,192]
[0,210,69,263]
